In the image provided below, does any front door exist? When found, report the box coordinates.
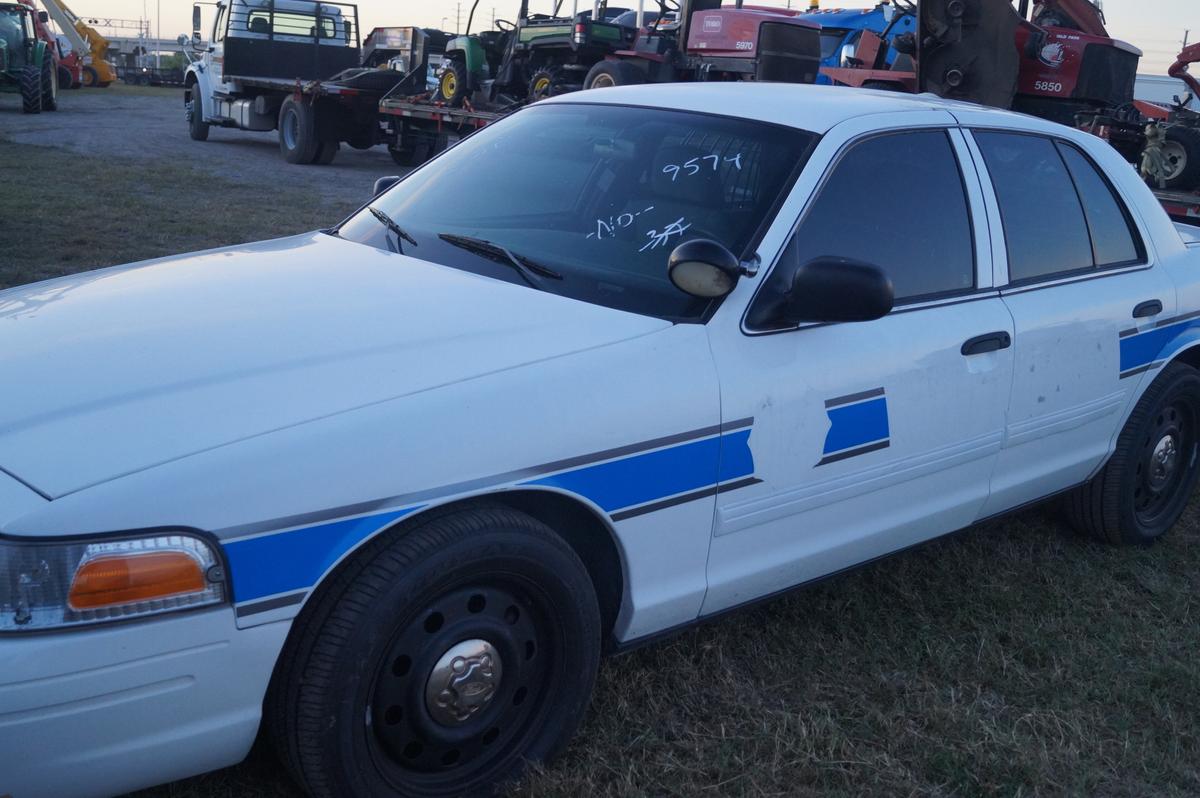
[703,122,1014,614]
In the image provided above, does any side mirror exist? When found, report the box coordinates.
[373,175,402,196]
[780,257,893,325]
[667,238,744,298]
[192,4,202,40]
[37,10,48,23]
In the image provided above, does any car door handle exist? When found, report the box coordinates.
[961,331,1012,356]
[1133,300,1163,319]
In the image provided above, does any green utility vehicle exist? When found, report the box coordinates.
[0,1,56,113]
[435,0,637,106]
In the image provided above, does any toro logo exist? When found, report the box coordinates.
[702,15,722,32]
[1039,42,1066,68]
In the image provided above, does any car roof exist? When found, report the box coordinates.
[542,82,1056,135]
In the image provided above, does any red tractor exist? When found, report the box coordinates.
[581,0,822,90]
[823,0,1181,180]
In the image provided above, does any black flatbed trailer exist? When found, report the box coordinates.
[376,94,505,166]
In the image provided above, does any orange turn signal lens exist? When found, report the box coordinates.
[68,551,207,610]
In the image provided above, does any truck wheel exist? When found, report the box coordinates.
[583,60,645,90]
[528,68,559,100]
[434,60,470,107]
[389,144,428,167]
[19,65,41,114]
[268,505,601,798]
[187,90,209,142]
[1065,362,1200,545]
[41,55,58,112]
[279,96,319,164]
[57,65,73,91]
[1160,126,1200,191]
[81,65,98,88]
[312,139,340,165]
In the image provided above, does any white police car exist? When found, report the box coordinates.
[4,84,1200,798]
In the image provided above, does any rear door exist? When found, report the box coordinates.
[958,120,1178,516]
[703,114,1015,614]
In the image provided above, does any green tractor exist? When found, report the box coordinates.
[435,0,638,106]
[0,1,57,113]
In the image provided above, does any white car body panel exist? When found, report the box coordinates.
[5,85,1200,797]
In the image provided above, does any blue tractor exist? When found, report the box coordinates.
[797,2,916,84]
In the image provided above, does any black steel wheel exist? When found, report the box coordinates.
[19,65,40,114]
[269,505,602,798]
[1066,362,1200,544]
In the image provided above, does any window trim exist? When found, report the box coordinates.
[967,128,1149,291]
[742,126,983,335]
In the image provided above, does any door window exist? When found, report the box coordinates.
[748,129,976,329]
[974,131,1143,284]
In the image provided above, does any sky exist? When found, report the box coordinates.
[90,0,1194,75]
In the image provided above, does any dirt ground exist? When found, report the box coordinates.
[0,83,397,207]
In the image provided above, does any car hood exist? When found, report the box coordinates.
[0,233,669,498]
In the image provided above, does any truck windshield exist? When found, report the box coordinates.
[336,104,816,321]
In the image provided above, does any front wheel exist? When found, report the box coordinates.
[187,89,209,141]
[269,506,601,798]
[19,65,40,114]
[435,59,471,107]
[1065,362,1200,544]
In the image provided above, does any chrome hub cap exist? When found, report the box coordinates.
[1151,434,1178,487]
[425,639,502,726]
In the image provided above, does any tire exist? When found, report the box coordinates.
[57,65,73,91]
[279,96,318,164]
[583,59,645,90]
[312,139,339,165]
[187,86,209,142]
[81,65,98,88]
[19,65,40,114]
[527,67,559,100]
[41,55,58,112]
[268,505,602,798]
[1065,362,1200,545]
[389,142,429,167]
[1160,126,1200,191]
[434,59,470,107]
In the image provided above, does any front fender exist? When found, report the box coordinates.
[184,65,213,120]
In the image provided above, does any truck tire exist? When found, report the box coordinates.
[1161,126,1200,191]
[19,65,40,114]
[583,59,645,90]
[41,54,58,112]
[81,65,98,87]
[279,96,319,164]
[187,89,209,142]
[389,144,429,167]
[57,65,73,91]
[1064,362,1200,545]
[312,139,339,165]
[434,59,470,107]
[268,505,601,798]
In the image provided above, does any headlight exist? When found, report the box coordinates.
[0,533,227,632]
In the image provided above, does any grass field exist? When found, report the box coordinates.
[2,135,1199,798]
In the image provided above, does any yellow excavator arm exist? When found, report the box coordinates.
[39,0,116,85]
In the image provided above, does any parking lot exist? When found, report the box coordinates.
[3,85,1200,798]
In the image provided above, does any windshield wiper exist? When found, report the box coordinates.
[368,207,419,251]
[438,233,563,287]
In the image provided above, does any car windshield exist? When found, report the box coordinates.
[337,103,816,321]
